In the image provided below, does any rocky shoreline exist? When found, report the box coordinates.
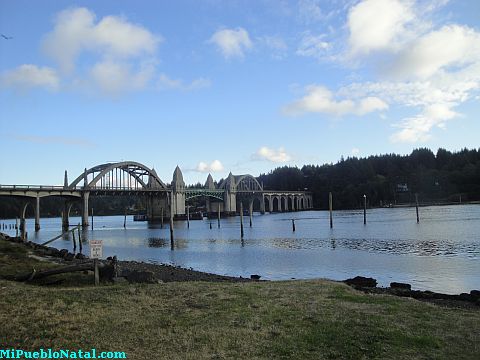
[0,233,253,283]
[343,276,480,309]
[1,233,479,308]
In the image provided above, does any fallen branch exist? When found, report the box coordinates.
[15,262,104,282]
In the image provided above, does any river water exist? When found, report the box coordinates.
[2,204,479,294]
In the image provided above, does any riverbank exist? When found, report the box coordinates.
[1,234,480,359]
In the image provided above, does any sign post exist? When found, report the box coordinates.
[90,240,103,286]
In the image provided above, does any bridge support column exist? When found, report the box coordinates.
[35,196,40,231]
[260,195,265,214]
[284,196,289,212]
[269,195,273,212]
[291,196,295,211]
[82,192,90,227]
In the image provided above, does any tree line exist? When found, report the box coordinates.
[257,148,480,209]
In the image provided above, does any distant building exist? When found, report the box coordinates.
[396,183,409,192]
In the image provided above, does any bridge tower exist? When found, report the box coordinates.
[223,172,237,214]
[172,166,186,216]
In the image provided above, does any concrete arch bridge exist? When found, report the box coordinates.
[0,161,312,231]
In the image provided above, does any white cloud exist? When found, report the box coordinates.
[43,7,160,73]
[390,103,457,143]
[351,148,360,156]
[1,64,60,91]
[348,0,414,55]
[296,32,329,59]
[389,25,480,79]
[158,73,211,91]
[195,160,224,173]
[253,147,292,163]
[88,59,156,95]
[209,27,253,59]
[283,85,388,116]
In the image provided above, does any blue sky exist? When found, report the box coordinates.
[1,0,479,186]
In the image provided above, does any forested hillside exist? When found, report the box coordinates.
[258,148,480,209]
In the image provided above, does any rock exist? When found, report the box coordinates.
[58,249,69,258]
[390,282,411,290]
[344,276,377,288]
[99,263,116,281]
[470,290,480,299]
[250,274,261,280]
[126,270,157,284]
[64,252,75,261]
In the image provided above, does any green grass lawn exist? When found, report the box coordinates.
[1,238,479,359]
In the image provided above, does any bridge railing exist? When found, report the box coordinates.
[0,185,67,190]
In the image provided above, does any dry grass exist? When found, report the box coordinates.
[1,238,479,359]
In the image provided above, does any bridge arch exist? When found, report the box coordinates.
[234,175,263,192]
[69,161,167,190]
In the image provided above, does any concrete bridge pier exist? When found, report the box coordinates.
[260,195,266,214]
[82,192,89,227]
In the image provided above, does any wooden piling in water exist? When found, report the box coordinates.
[91,208,94,230]
[249,202,253,227]
[292,219,296,232]
[124,208,127,229]
[363,194,367,225]
[217,205,221,228]
[187,206,190,229]
[415,193,419,223]
[169,209,174,245]
[161,208,164,229]
[78,224,82,252]
[240,202,244,238]
[72,228,77,251]
[329,192,333,229]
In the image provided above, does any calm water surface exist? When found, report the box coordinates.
[2,204,479,294]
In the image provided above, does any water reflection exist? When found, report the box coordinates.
[1,204,479,294]
[148,237,168,248]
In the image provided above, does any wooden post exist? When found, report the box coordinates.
[329,192,333,229]
[187,205,190,229]
[94,259,99,286]
[15,218,18,237]
[91,207,94,230]
[415,193,419,223]
[292,219,296,232]
[249,201,253,227]
[124,208,127,229]
[72,227,77,251]
[240,202,244,238]
[161,208,164,229]
[363,194,367,225]
[169,196,174,246]
[210,222,212,229]
[78,224,82,252]
[217,205,221,228]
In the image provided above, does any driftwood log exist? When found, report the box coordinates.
[15,262,105,282]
